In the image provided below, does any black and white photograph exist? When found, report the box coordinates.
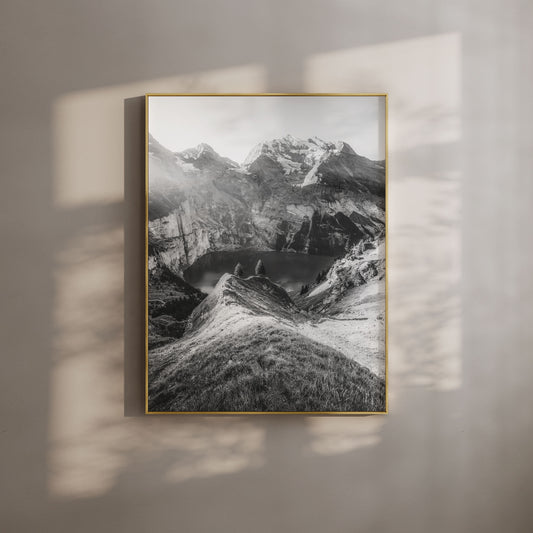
[146,94,387,413]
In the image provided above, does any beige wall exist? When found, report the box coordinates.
[1,1,532,532]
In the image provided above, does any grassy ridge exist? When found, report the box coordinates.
[149,321,385,412]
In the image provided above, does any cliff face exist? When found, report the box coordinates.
[148,134,385,275]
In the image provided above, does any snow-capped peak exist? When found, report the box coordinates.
[242,141,267,167]
[333,140,357,155]
[242,135,337,176]
[176,143,238,171]
[179,143,217,160]
[196,142,215,154]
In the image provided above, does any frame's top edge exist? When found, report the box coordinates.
[145,92,388,97]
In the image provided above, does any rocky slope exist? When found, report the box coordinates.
[147,264,206,348]
[148,134,385,276]
[148,273,385,412]
[299,237,385,311]
[294,237,386,378]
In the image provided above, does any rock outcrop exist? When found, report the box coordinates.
[298,237,385,313]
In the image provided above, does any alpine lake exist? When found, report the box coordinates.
[183,250,337,294]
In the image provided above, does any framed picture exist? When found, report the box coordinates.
[145,93,387,414]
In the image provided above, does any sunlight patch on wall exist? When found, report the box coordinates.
[305,33,462,393]
[163,421,265,484]
[50,223,127,498]
[49,219,265,498]
[306,417,384,456]
[52,64,266,208]
[49,66,267,500]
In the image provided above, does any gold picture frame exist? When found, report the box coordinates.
[145,93,388,415]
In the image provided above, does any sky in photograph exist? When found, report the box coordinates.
[148,95,386,163]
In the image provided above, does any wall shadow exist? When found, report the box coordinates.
[124,96,146,416]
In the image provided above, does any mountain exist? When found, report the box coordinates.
[148,273,385,412]
[178,142,239,172]
[243,134,384,195]
[242,134,331,184]
[301,141,385,195]
[148,134,385,276]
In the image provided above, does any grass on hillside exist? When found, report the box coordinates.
[148,322,385,413]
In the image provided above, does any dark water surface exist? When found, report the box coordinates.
[184,250,336,294]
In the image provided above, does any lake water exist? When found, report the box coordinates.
[183,250,336,294]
